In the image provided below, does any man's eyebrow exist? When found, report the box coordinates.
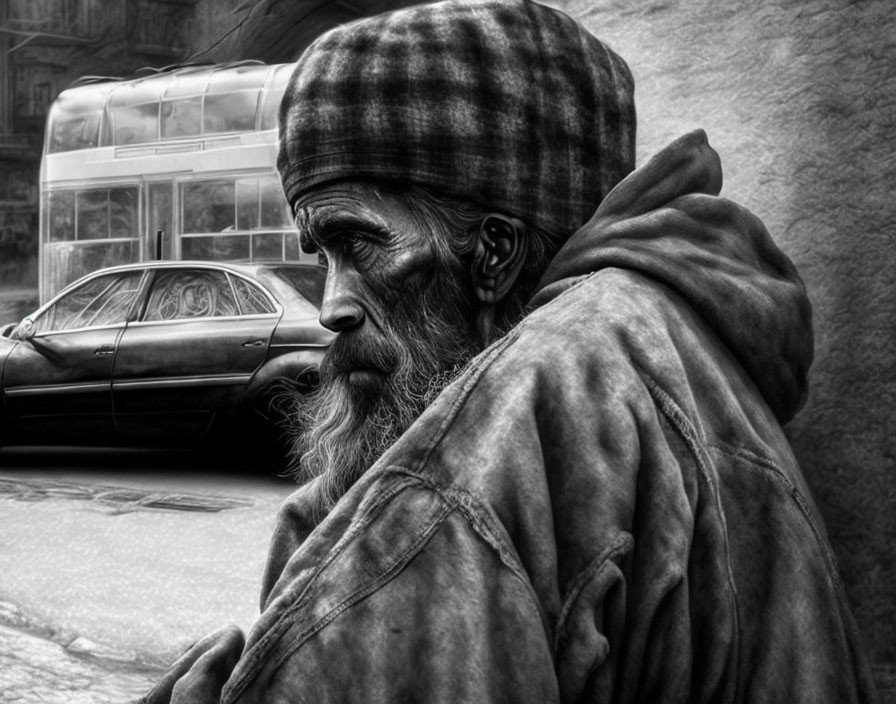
[300,210,395,245]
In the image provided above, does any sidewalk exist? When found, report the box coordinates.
[0,619,159,704]
[0,464,296,702]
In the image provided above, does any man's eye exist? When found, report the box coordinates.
[340,233,374,262]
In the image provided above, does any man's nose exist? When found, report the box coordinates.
[319,273,365,332]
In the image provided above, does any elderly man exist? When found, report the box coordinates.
[144,0,877,702]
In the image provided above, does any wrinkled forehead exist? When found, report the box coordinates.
[292,180,411,250]
[295,181,386,216]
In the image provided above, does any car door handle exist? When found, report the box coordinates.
[241,339,266,348]
[94,344,115,357]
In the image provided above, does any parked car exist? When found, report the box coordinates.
[0,261,333,457]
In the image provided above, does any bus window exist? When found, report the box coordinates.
[259,177,291,228]
[253,233,284,260]
[258,64,292,130]
[182,179,250,261]
[46,83,108,153]
[236,178,260,231]
[161,97,202,139]
[233,176,291,232]
[110,189,138,238]
[182,181,236,233]
[76,190,109,240]
[72,187,139,241]
[283,233,300,260]
[182,234,249,262]
[50,112,101,152]
[111,101,159,145]
[258,89,284,130]
[148,183,174,259]
[204,91,258,134]
[46,191,76,241]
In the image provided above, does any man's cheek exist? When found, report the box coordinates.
[378,242,438,296]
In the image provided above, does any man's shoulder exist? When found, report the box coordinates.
[499,267,690,380]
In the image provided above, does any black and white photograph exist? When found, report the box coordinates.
[0,0,892,701]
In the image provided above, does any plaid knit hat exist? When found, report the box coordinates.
[278,0,636,238]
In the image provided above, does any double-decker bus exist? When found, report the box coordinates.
[39,61,310,302]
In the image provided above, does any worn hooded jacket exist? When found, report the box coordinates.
[148,131,877,703]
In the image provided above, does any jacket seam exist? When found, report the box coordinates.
[375,466,554,643]
[222,475,426,702]
[413,271,600,473]
[224,471,548,702]
[638,370,742,695]
[413,333,518,470]
[705,440,842,582]
[376,466,531,583]
[269,500,455,675]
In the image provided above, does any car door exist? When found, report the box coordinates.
[112,266,281,441]
[1,270,144,443]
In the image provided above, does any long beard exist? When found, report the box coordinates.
[283,267,477,515]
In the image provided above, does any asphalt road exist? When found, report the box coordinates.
[0,446,297,703]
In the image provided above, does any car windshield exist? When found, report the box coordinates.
[271,266,326,307]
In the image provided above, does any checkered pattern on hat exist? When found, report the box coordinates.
[277,0,635,238]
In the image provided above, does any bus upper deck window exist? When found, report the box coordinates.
[46,85,108,153]
[258,64,291,131]
[161,97,202,139]
[49,112,101,153]
[111,102,159,145]
[258,88,285,131]
[204,91,257,134]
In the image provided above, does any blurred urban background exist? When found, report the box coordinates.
[0,0,218,294]
[0,0,418,309]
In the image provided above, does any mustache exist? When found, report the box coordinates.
[321,328,403,378]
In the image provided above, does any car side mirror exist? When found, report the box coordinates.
[14,317,36,342]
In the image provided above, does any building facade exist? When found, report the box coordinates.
[0,0,237,288]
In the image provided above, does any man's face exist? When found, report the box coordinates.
[289,181,478,511]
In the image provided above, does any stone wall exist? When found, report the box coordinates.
[546,0,895,694]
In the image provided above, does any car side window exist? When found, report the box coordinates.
[230,275,275,315]
[143,269,239,321]
[34,272,142,333]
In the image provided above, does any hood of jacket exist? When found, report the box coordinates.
[530,130,813,423]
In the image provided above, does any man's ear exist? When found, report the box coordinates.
[471,213,528,305]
